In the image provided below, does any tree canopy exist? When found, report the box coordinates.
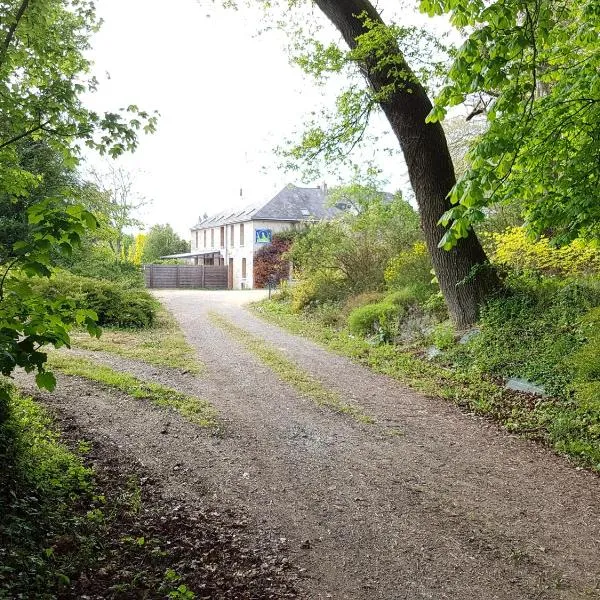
[142,224,190,263]
[422,0,600,247]
[0,0,156,394]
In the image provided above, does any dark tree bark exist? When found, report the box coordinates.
[314,0,500,327]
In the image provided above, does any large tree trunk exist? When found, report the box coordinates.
[314,0,500,327]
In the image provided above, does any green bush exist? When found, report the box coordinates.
[384,284,431,308]
[290,272,348,313]
[342,292,386,317]
[422,291,449,320]
[33,271,158,329]
[347,301,401,340]
[384,242,434,291]
[58,243,144,286]
[0,385,95,597]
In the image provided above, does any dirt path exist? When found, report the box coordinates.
[20,290,600,599]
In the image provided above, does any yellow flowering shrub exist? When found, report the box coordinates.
[384,241,432,290]
[490,227,600,276]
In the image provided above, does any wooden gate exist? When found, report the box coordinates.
[143,264,228,289]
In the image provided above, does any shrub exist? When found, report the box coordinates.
[384,242,434,291]
[32,271,158,329]
[347,301,401,340]
[489,226,600,276]
[568,307,600,382]
[342,292,386,317]
[312,302,344,328]
[253,234,294,288]
[456,277,600,398]
[384,284,431,307]
[422,292,449,320]
[429,321,456,350]
[290,272,348,313]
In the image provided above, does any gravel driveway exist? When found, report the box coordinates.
[22,290,600,599]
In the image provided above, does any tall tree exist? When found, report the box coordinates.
[0,0,155,395]
[300,0,500,326]
[142,224,190,263]
[87,164,149,258]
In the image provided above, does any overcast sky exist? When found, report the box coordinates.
[84,0,453,237]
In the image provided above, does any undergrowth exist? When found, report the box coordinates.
[0,383,96,598]
[47,354,218,429]
[70,304,203,374]
[208,312,374,425]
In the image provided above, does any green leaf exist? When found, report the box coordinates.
[36,371,57,392]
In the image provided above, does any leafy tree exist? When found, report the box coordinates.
[423,0,600,247]
[291,185,421,294]
[0,0,155,397]
[270,0,501,326]
[87,164,150,257]
[142,224,190,263]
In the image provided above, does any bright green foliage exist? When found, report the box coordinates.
[0,198,100,391]
[346,286,428,341]
[347,301,400,340]
[282,15,448,175]
[290,184,421,299]
[32,271,158,329]
[290,272,348,312]
[142,224,191,264]
[422,0,600,247]
[453,277,600,398]
[428,321,456,350]
[0,0,156,394]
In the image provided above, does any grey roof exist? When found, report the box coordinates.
[191,184,340,230]
[253,185,340,221]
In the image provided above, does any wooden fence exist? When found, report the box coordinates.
[143,264,228,289]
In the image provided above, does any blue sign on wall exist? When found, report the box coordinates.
[255,229,272,244]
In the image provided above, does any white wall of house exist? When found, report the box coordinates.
[190,219,298,289]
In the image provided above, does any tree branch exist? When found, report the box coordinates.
[0,120,50,150]
[0,0,31,67]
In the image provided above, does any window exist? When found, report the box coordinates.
[210,228,214,248]
[240,223,245,247]
[220,226,225,248]
[229,224,234,247]
[241,257,247,279]
[195,230,198,248]
[203,229,207,248]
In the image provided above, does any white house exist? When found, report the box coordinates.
[175,184,341,289]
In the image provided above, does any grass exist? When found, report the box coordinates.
[208,311,374,424]
[251,298,600,472]
[0,383,95,597]
[0,383,206,599]
[47,353,218,429]
[70,304,203,374]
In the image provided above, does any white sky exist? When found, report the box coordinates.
[84,0,454,238]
